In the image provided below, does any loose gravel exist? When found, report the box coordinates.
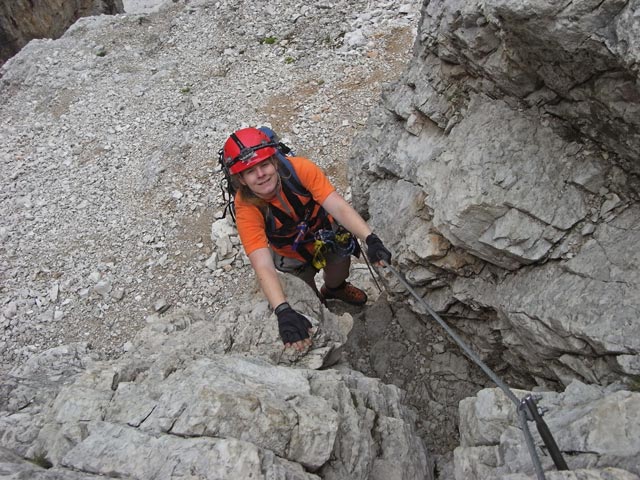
[0,0,420,370]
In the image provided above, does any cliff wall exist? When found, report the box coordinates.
[0,0,123,65]
[351,0,640,390]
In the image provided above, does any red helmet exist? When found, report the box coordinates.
[222,127,277,175]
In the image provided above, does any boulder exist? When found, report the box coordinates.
[454,381,640,479]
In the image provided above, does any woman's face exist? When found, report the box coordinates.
[239,158,279,199]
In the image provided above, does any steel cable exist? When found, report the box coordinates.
[380,261,548,479]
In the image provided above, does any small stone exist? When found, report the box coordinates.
[94,279,112,296]
[111,288,125,301]
[600,193,621,216]
[343,29,366,48]
[49,283,59,302]
[2,302,18,319]
[39,308,54,323]
[581,223,596,236]
[205,253,218,271]
[405,112,423,136]
[89,271,101,283]
[153,298,169,313]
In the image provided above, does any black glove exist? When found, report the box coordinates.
[365,233,391,264]
[275,302,312,345]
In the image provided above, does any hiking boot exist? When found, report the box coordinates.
[320,282,368,306]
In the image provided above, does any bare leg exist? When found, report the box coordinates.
[323,256,351,289]
[290,264,321,298]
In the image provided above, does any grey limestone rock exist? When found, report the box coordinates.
[454,381,640,479]
[347,0,640,475]
[0,0,124,65]
[0,275,431,479]
[350,0,640,389]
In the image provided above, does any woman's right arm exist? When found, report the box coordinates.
[248,247,286,309]
[248,247,312,351]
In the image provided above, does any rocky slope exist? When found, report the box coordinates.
[0,0,433,477]
[0,0,418,367]
[353,0,640,394]
[0,275,432,479]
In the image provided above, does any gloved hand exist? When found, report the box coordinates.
[275,302,312,347]
[365,233,392,264]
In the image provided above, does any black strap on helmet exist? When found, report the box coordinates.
[217,128,291,223]
[225,133,278,171]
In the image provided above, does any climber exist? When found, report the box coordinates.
[221,127,392,352]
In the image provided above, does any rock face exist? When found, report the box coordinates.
[2,0,639,478]
[0,0,124,65]
[0,275,432,479]
[351,0,640,388]
[0,0,430,475]
[455,381,640,479]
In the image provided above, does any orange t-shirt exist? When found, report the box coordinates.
[235,156,335,262]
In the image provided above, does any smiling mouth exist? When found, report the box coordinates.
[257,177,273,186]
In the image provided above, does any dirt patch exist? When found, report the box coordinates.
[174,208,216,259]
[336,295,492,456]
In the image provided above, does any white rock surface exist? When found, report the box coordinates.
[350,0,640,389]
[0,276,432,479]
[454,381,640,480]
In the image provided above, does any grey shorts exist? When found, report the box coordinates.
[271,248,347,275]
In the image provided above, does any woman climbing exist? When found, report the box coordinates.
[221,127,392,352]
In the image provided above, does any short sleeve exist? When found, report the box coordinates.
[235,196,269,256]
[288,156,335,204]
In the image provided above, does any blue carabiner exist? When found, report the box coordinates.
[292,222,308,251]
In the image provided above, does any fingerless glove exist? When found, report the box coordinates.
[275,302,312,345]
[365,233,392,264]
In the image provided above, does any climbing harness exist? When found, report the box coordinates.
[378,260,569,480]
[290,204,315,253]
[311,228,360,270]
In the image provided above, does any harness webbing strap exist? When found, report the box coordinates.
[264,175,328,249]
[278,178,309,219]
